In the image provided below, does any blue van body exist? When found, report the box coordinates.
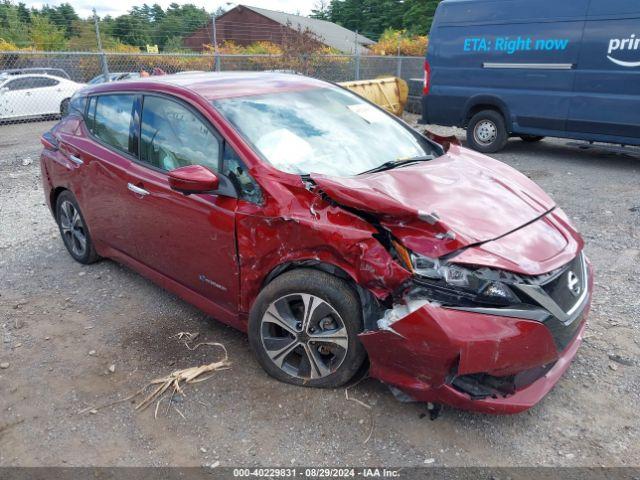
[422,0,640,151]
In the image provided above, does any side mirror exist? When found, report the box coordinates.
[168,165,219,195]
[423,129,461,153]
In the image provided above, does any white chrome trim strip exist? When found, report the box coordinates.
[483,62,574,70]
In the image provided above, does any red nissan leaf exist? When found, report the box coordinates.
[40,72,593,414]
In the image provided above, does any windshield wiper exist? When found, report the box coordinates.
[359,155,434,175]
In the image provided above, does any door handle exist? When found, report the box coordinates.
[127,183,149,196]
[69,154,83,165]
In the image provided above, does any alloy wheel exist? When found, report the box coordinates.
[58,200,87,257]
[260,293,349,380]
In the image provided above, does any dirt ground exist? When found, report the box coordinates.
[0,116,639,467]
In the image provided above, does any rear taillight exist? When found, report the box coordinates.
[41,131,59,151]
[423,60,431,95]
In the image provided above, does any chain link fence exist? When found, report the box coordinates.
[0,51,424,125]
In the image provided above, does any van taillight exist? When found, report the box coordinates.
[423,60,431,95]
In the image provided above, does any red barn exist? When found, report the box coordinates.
[183,4,375,54]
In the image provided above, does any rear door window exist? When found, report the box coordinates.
[90,94,137,154]
[69,94,86,116]
[30,77,59,88]
[140,95,220,172]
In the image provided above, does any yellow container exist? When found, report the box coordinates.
[339,77,409,117]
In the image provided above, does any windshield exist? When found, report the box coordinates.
[212,86,437,176]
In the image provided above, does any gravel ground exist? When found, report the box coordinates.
[0,116,639,467]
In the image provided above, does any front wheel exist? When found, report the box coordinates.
[248,269,366,388]
[466,110,508,153]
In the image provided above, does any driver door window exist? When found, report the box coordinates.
[140,95,220,172]
[5,78,36,91]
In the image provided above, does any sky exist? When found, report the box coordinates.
[20,0,318,18]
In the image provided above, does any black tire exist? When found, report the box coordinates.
[466,110,508,153]
[60,98,70,117]
[248,269,367,388]
[520,135,545,143]
[55,190,100,264]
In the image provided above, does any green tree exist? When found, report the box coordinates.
[112,13,152,47]
[38,3,79,37]
[154,3,209,49]
[29,14,67,50]
[403,0,440,35]
[323,0,442,40]
[163,35,187,52]
[16,2,29,24]
[150,4,165,23]
[310,0,330,20]
[0,1,30,46]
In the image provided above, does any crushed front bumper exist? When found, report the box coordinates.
[359,263,593,414]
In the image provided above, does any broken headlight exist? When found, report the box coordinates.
[407,251,521,307]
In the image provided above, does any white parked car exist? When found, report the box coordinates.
[0,74,86,121]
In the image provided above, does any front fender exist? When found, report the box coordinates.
[235,199,411,315]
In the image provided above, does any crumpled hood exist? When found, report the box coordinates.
[311,147,556,258]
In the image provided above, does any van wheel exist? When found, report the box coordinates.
[467,110,508,153]
[248,269,366,388]
[520,135,544,143]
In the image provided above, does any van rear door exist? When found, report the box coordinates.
[567,0,640,143]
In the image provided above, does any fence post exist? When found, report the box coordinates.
[211,13,221,72]
[93,9,109,82]
[354,30,361,80]
[396,39,402,78]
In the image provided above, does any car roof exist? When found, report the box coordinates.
[86,72,330,100]
[0,68,69,78]
[0,73,65,81]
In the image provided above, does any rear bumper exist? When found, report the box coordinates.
[359,264,593,414]
[40,154,55,214]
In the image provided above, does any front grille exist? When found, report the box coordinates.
[514,252,588,352]
[540,254,585,313]
[545,312,585,352]
[538,252,587,351]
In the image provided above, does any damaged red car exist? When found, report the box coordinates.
[40,73,593,414]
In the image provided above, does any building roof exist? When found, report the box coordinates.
[224,5,376,54]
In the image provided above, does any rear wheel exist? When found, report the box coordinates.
[55,191,100,264]
[520,135,545,143]
[467,110,508,153]
[248,269,366,388]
